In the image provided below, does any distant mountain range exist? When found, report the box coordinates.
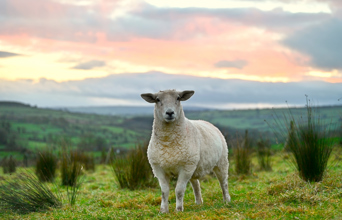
[52,106,212,116]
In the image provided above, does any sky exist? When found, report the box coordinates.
[0,0,341,109]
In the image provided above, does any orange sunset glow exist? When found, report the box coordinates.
[0,0,341,107]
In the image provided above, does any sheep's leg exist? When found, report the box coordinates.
[153,165,170,213]
[175,170,192,212]
[190,179,203,204]
[213,166,231,203]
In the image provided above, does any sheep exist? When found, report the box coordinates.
[140,89,230,213]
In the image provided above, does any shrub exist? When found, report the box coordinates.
[2,155,16,174]
[272,97,335,182]
[73,151,95,171]
[60,148,84,206]
[100,148,107,164]
[111,142,156,190]
[0,172,62,214]
[35,150,58,182]
[233,130,252,175]
[60,149,83,187]
[256,139,272,171]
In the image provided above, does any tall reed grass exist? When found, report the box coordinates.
[0,172,61,214]
[35,150,58,182]
[2,155,16,174]
[111,142,156,190]
[270,97,335,182]
[60,148,84,206]
[233,130,252,175]
[60,149,83,187]
[256,139,272,171]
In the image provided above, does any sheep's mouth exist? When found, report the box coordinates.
[164,117,175,122]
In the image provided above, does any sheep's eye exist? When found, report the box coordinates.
[156,98,160,103]
[177,96,180,101]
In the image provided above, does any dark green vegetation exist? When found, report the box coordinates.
[60,148,83,187]
[0,172,62,214]
[232,130,252,175]
[256,139,272,171]
[1,155,17,174]
[35,150,58,182]
[271,98,337,182]
[111,142,157,190]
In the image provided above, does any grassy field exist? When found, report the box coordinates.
[1,151,341,219]
[0,104,151,160]
[1,103,341,161]
[187,105,342,132]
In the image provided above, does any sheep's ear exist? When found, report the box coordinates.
[141,93,156,103]
[179,90,194,101]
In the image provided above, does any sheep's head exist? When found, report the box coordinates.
[141,90,194,123]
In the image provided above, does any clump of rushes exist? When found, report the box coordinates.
[36,150,58,182]
[0,172,62,214]
[73,151,95,172]
[111,142,156,190]
[2,155,16,174]
[60,148,84,206]
[233,130,252,175]
[256,138,272,171]
[272,96,335,182]
[61,150,83,187]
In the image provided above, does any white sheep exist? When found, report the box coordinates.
[141,89,230,213]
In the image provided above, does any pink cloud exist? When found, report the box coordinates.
[1,0,341,83]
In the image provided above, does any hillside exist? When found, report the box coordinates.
[0,103,341,161]
[0,105,152,158]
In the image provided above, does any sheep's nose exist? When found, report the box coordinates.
[166,110,174,117]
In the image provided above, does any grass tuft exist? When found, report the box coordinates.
[256,138,272,171]
[0,172,61,214]
[285,98,335,182]
[61,149,83,187]
[70,149,95,171]
[35,150,58,182]
[233,130,252,175]
[111,142,157,190]
[2,155,16,174]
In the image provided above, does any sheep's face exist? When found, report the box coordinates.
[141,90,194,123]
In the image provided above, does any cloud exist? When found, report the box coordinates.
[72,60,106,70]
[0,0,106,42]
[131,4,330,31]
[0,0,330,43]
[0,51,20,58]
[283,18,342,70]
[0,72,340,108]
[214,60,248,69]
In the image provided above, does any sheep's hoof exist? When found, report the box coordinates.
[176,206,184,212]
[160,208,169,213]
[195,198,203,205]
[225,195,231,203]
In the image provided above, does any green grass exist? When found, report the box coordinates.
[0,152,341,219]
[1,104,341,158]
[0,105,150,155]
[101,126,125,133]
[27,141,47,150]
[0,152,23,160]
[187,106,342,133]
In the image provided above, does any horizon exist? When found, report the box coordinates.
[1,99,342,113]
[1,72,341,109]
